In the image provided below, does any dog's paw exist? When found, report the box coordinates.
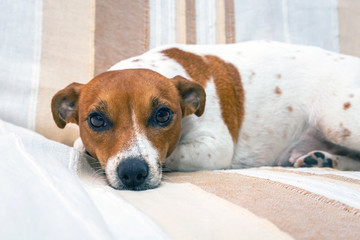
[293,151,338,168]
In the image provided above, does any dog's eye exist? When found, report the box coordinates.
[88,112,110,131]
[153,107,173,127]
[91,114,105,127]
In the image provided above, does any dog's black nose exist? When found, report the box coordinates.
[117,158,149,189]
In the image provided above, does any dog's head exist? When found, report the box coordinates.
[51,69,205,190]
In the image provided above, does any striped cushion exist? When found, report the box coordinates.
[79,165,360,239]
[1,2,360,238]
[0,0,359,145]
[3,119,360,239]
[164,169,360,239]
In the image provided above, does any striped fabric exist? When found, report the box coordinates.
[2,119,360,239]
[164,169,360,239]
[0,0,360,145]
[1,2,360,239]
[78,162,360,240]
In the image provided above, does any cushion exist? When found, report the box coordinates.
[1,119,360,239]
[0,0,359,145]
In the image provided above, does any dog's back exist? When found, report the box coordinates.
[109,41,360,169]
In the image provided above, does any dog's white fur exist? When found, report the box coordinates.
[105,110,162,189]
[75,41,360,187]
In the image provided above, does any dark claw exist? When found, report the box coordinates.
[313,152,325,159]
[322,158,333,168]
[303,156,318,166]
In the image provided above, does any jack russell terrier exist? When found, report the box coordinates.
[51,41,360,190]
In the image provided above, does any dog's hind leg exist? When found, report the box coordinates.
[278,127,360,170]
[293,150,360,170]
[307,88,360,170]
[315,87,360,147]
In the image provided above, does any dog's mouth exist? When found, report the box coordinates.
[84,149,162,191]
[110,157,162,191]
[111,176,162,191]
[107,169,162,191]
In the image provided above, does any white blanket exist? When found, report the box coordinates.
[0,119,294,240]
[0,119,168,240]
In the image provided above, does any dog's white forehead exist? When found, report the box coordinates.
[105,110,161,188]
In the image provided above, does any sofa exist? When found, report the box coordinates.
[1,1,360,239]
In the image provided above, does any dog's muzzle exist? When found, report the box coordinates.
[117,157,149,189]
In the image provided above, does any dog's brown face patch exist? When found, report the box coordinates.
[77,70,183,167]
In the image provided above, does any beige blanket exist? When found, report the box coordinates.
[79,154,360,240]
[2,116,360,240]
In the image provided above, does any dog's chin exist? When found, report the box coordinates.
[106,172,162,191]
[112,182,161,191]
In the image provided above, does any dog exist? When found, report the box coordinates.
[51,41,360,190]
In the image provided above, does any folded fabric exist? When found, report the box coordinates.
[2,119,359,239]
[0,119,168,240]
[0,119,294,239]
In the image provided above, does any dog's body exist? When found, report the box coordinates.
[52,41,360,190]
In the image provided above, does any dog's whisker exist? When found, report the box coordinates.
[93,168,105,174]
[161,175,170,181]
[88,173,107,185]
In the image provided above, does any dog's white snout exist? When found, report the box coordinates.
[105,137,162,190]
[105,110,162,190]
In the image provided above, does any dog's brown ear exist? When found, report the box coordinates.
[172,75,206,117]
[51,82,83,128]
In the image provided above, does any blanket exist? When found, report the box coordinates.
[1,119,360,239]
